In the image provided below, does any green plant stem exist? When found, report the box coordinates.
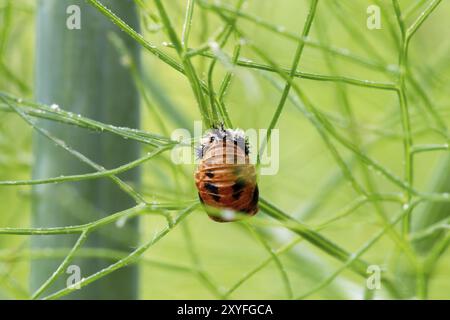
[218,44,241,103]
[407,0,442,38]
[0,204,147,235]
[181,0,195,50]
[31,230,89,299]
[0,0,446,300]
[224,238,301,298]
[181,222,225,298]
[316,16,419,273]
[86,0,233,126]
[245,224,293,299]
[0,247,196,274]
[393,1,414,236]
[42,205,197,300]
[296,202,418,299]
[207,59,220,123]
[260,198,366,276]
[259,0,319,158]
[154,0,212,127]
[203,0,245,127]
[212,11,450,204]
[2,97,146,204]
[198,0,396,75]
[0,93,174,147]
[0,146,170,187]
[260,197,401,297]
[183,49,398,90]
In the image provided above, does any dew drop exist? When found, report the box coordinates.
[116,217,127,228]
[221,209,235,221]
[276,25,286,33]
[387,64,399,72]
[120,55,131,67]
[208,41,220,51]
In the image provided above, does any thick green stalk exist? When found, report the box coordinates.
[32,0,141,299]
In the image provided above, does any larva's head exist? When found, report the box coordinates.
[196,123,250,159]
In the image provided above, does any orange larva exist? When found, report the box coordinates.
[195,125,259,222]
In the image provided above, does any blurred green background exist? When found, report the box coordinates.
[0,0,449,299]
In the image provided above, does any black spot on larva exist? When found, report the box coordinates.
[232,190,243,200]
[232,179,246,193]
[243,186,258,213]
[196,145,204,159]
[204,182,219,194]
[205,171,214,178]
[198,193,204,204]
[204,183,220,202]
[250,185,259,207]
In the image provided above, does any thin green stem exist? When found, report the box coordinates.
[181,222,224,298]
[296,202,418,299]
[154,0,212,127]
[218,44,241,102]
[246,224,293,299]
[407,0,442,39]
[42,204,197,300]
[181,0,195,50]
[0,146,170,187]
[224,238,302,298]
[411,144,449,154]
[198,0,396,76]
[393,0,414,236]
[31,230,89,299]
[1,96,147,204]
[0,92,174,147]
[259,0,319,158]
[0,205,145,235]
[202,0,245,127]
[0,247,195,273]
[0,202,196,236]
[207,59,220,123]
